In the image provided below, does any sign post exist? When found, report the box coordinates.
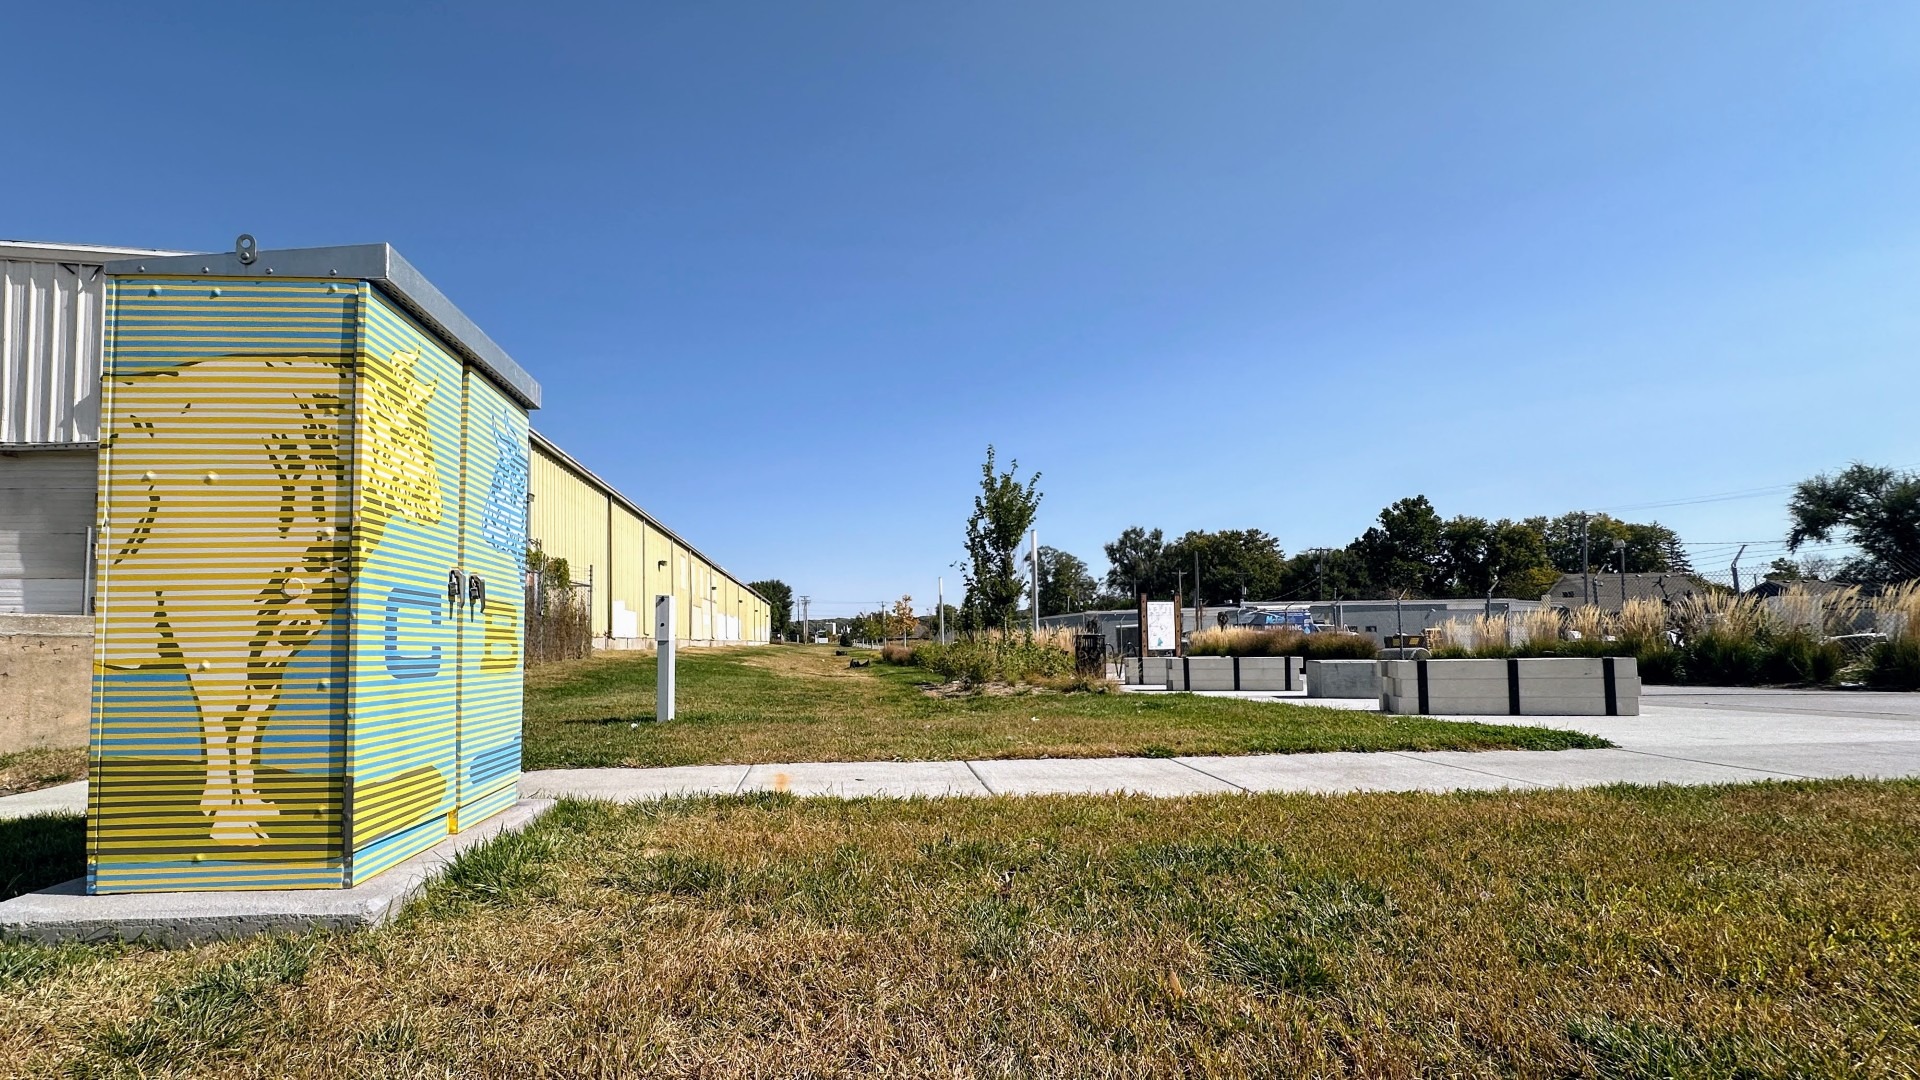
[655,594,676,722]
[1144,600,1176,653]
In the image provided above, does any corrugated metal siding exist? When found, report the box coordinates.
[2,258,106,444]
[526,439,769,644]
[528,449,610,635]
[610,509,646,639]
[0,448,94,613]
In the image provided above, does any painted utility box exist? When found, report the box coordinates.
[87,244,540,893]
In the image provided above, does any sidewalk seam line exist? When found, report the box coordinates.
[1170,758,1248,792]
[961,760,996,795]
[1615,747,1816,780]
[1383,751,1546,787]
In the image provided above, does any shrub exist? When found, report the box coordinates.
[878,642,918,666]
[914,634,1074,685]
[1301,632,1381,660]
[1189,628,1377,660]
[1865,582,1920,688]
[1758,631,1845,685]
[1866,637,1920,690]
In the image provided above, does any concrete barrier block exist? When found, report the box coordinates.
[1306,659,1381,699]
[1379,657,1640,716]
[1166,655,1303,691]
[1124,657,1177,686]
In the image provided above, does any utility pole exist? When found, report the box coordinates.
[1580,513,1592,607]
[1031,528,1040,638]
[800,595,811,643]
[937,576,945,645]
[1731,544,1748,595]
[1193,551,1204,640]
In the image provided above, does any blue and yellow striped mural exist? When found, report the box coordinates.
[90,273,529,893]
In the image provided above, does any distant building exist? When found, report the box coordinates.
[1744,577,1859,600]
[1543,572,1711,613]
[1041,597,1545,650]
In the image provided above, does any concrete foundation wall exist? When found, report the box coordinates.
[0,614,92,753]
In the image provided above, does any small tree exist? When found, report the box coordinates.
[888,595,917,641]
[961,446,1042,632]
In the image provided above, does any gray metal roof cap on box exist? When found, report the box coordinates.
[101,243,541,409]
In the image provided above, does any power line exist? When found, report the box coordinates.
[1595,461,1920,514]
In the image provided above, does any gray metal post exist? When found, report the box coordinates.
[655,594,676,721]
[937,576,946,644]
[1731,544,1747,594]
[1031,529,1040,637]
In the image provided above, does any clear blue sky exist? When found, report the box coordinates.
[11,3,1920,615]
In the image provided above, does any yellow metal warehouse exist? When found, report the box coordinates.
[528,432,769,647]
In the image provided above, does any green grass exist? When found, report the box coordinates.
[522,645,1607,769]
[4,781,1918,1076]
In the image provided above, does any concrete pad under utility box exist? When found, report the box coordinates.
[0,799,554,945]
[1166,655,1302,691]
[1306,659,1381,699]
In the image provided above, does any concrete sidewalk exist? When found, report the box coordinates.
[7,686,1920,820]
[519,685,1920,801]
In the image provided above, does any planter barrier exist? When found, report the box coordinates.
[1123,657,1178,686]
[1167,655,1304,692]
[1380,657,1640,716]
[1305,659,1381,699]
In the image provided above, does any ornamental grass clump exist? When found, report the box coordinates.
[1867,582,1920,689]
[1433,616,1511,659]
[1190,627,1378,660]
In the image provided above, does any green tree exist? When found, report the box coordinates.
[1530,513,1687,575]
[1350,496,1447,597]
[1036,547,1099,616]
[1788,463,1920,583]
[1437,516,1558,599]
[961,446,1043,631]
[1277,547,1373,600]
[748,579,793,638]
[1163,529,1289,604]
[1102,526,1168,597]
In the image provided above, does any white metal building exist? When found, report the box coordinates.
[2,241,187,613]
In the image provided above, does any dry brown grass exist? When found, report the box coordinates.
[5,782,1919,1077]
[0,748,87,797]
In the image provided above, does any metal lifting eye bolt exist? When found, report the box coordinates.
[235,233,258,265]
